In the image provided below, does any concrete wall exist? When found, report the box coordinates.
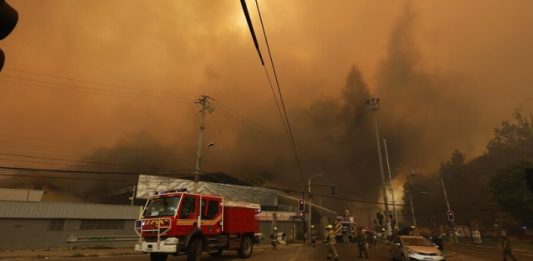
[0,219,137,250]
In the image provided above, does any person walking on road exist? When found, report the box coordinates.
[325,224,339,260]
[357,230,369,259]
[310,225,317,248]
[270,227,278,249]
[342,225,349,243]
[501,235,517,261]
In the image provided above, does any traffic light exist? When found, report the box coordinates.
[331,185,336,195]
[526,168,533,193]
[0,0,18,71]
[447,210,455,222]
[298,199,305,212]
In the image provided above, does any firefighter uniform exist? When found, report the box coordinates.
[271,227,278,249]
[311,225,317,247]
[357,230,369,258]
[325,225,338,260]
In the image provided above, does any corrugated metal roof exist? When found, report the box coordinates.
[0,201,142,219]
[135,175,337,215]
[136,175,279,206]
[0,188,43,202]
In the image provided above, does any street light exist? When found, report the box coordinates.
[367,97,391,237]
[307,173,324,244]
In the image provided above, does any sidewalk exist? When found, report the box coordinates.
[0,248,141,260]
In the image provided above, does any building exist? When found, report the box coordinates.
[0,188,44,202]
[0,200,141,250]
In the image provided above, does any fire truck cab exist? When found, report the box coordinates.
[134,189,260,261]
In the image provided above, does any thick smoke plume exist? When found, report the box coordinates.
[1,1,532,220]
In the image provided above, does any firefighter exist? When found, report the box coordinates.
[501,235,517,261]
[325,224,339,260]
[271,227,278,249]
[342,224,350,243]
[310,225,317,247]
[357,229,369,259]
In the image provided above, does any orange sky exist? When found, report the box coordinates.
[1,1,533,205]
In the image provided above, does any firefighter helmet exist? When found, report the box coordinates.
[326,224,333,229]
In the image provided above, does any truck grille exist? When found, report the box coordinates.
[144,237,167,243]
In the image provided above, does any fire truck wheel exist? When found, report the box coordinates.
[149,253,168,261]
[187,238,203,261]
[238,236,253,258]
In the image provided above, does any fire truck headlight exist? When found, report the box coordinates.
[164,237,179,245]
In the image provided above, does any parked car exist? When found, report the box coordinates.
[390,235,445,261]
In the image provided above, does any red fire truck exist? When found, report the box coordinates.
[134,189,260,261]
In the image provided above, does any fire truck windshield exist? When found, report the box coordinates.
[143,196,180,217]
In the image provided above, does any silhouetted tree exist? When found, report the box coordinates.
[490,160,533,226]
[440,149,465,176]
[487,109,533,153]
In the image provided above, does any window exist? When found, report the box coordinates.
[80,220,125,230]
[402,237,433,246]
[179,196,196,219]
[201,199,208,219]
[205,200,220,219]
[143,196,180,218]
[49,219,64,231]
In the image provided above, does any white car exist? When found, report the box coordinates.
[390,235,445,261]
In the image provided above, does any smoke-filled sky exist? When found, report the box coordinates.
[1,0,533,210]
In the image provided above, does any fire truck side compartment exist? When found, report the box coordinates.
[223,206,259,234]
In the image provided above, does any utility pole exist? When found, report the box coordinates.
[307,173,324,245]
[440,176,456,243]
[367,97,391,237]
[194,95,214,193]
[308,179,312,244]
[440,177,452,218]
[383,139,397,231]
[409,190,416,227]
[408,169,417,227]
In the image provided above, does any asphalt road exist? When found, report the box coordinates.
[447,244,533,261]
[43,242,533,261]
[45,243,390,261]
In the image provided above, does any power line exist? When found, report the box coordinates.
[0,152,129,167]
[214,105,277,137]
[0,153,191,173]
[238,0,290,143]
[0,165,196,176]
[241,0,306,182]
[253,0,305,181]
[0,172,127,183]
[0,76,194,104]
[4,67,195,99]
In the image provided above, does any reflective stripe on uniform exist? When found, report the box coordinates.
[335,222,341,235]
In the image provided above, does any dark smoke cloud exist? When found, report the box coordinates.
[1,1,533,219]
